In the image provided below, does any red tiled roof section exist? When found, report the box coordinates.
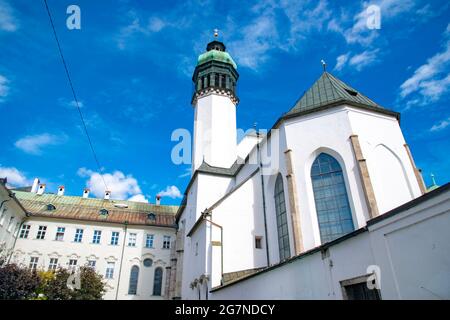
[14,191,177,227]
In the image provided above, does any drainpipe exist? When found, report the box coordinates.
[115,220,128,300]
[201,212,224,285]
[256,128,270,266]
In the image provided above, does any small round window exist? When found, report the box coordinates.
[143,258,153,267]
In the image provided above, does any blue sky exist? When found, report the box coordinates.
[0,0,449,205]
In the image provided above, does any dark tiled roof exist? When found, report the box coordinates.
[13,191,178,227]
[197,160,244,176]
[286,72,399,118]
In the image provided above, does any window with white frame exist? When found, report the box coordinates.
[105,262,115,279]
[68,259,77,271]
[92,230,102,244]
[36,225,47,240]
[110,231,119,245]
[163,235,171,249]
[145,234,154,248]
[19,224,31,238]
[48,258,58,271]
[74,228,83,243]
[87,260,96,269]
[55,227,65,241]
[128,233,137,247]
[7,217,14,232]
[29,257,39,270]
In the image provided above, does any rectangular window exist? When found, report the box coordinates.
[128,233,137,247]
[29,257,39,270]
[19,224,31,239]
[92,230,102,244]
[145,234,154,248]
[68,259,77,271]
[163,235,171,249]
[343,282,381,300]
[48,258,58,271]
[105,262,115,279]
[110,231,119,245]
[74,228,83,243]
[36,225,47,240]
[87,260,96,269]
[7,217,14,232]
[255,236,263,249]
[55,227,65,241]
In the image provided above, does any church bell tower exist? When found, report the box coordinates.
[191,32,239,172]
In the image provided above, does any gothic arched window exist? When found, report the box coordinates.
[153,267,163,296]
[274,174,290,261]
[128,265,139,295]
[311,153,354,243]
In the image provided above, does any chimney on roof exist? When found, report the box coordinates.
[156,195,161,206]
[104,190,111,200]
[37,184,46,195]
[82,188,90,198]
[31,178,40,193]
[57,186,65,196]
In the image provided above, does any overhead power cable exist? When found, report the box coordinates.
[43,0,108,191]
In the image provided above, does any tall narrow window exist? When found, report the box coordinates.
[92,230,102,244]
[153,267,163,296]
[55,227,65,241]
[214,73,219,87]
[29,257,39,270]
[19,224,31,239]
[74,228,83,243]
[128,265,139,295]
[110,231,119,245]
[220,74,226,88]
[163,235,171,249]
[105,262,115,279]
[311,153,354,243]
[36,226,47,240]
[145,234,154,248]
[274,174,290,261]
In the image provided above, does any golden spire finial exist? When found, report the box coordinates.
[214,28,219,38]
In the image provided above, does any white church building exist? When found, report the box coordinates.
[1,38,449,300]
[172,39,450,300]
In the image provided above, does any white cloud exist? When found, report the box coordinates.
[59,98,83,108]
[128,194,149,203]
[334,49,380,71]
[334,53,350,71]
[0,74,10,100]
[77,167,147,201]
[157,185,182,199]
[0,166,30,187]
[14,133,67,155]
[400,25,450,107]
[0,0,18,32]
[430,117,450,132]
[147,17,166,32]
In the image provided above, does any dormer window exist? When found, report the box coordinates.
[46,204,56,211]
[99,208,109,216]
[345,89,358,96]
[147,213,156,221]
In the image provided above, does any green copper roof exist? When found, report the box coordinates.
[197,50,237,69]
[286,72,389,116]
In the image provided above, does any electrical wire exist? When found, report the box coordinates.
[43,0,108,191]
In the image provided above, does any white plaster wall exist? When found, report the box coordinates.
[209,187,450,299]
[347,108,422,214]
[284,107,369,250]
[193,94,237,171]
[12,217,175,300]
[0,187,27,262]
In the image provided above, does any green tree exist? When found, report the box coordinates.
[0,264,41,300]
[42,266,106,300]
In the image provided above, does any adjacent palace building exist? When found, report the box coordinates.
[1,37,449,300]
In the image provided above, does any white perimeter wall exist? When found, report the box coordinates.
[210,187,450,299]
